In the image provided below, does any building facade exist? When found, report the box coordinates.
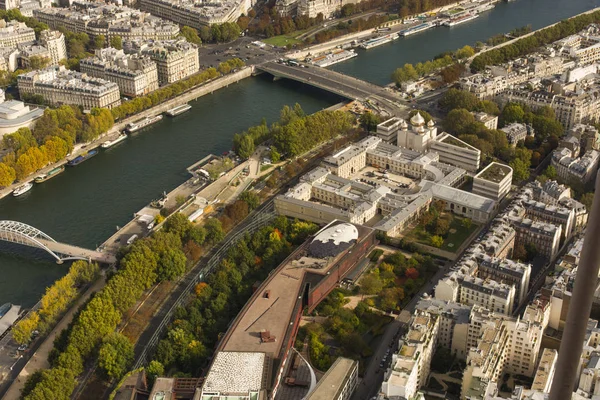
[17,65,121,110]
[124,39,199,85]
[473,162,513,201]
[80,48,158,97]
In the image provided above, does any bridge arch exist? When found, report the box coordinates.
[0,220,66,262]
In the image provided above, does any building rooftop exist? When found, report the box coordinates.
[219,221,372,357]
[202,351,266,394]
[476,162,513,184]
[306,357,357,400]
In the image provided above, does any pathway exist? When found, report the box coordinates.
[3,274,106,400]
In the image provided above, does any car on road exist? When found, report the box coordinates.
[18,344,27,352]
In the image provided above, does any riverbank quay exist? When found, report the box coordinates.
[467,5,600,63]
[0,67,254,202]
[0,151,256,399]
[286,0,483,60]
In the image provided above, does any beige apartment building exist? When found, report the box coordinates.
[139,0,253,28]
[0,20,34,49]
[17,65,121,110]
[81,48,158,98]
[124,39,199,85]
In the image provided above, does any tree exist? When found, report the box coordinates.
[405,267,419,280]
[239,191,260,210]
[98,333,134,380]
[455,45,475,59]
[360,274,383,295]
[439,88,479,111]
[544,165,557,179]
[12,311,39,344]
[204,218,224,244]
[510,157,530,182]
[500,103,525,125]
[188,225,207,246]
[380,287,404,311]
[444,109,475,135]
[164,213,192,240]
[93,34,105,50]
[180,26,202,45]
[157,248,187,281]
[430,235,444,248]
[145,360,164,387]
[461,218,472,229]
[29,55,50,70]
[235,134,255,159]
[110,35,122,50]
[270,148,281,163]
[0,163,15,187]
[359,112,381,132]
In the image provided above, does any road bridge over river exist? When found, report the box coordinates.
[256,62,408,116]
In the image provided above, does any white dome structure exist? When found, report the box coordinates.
[427,119,435,127]
[410,112,425,127]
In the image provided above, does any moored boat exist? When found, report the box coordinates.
[126,115,163,133]
[101,133,128,149]
[443,12,479,26]
[13,182,33,197]
[67,149,98,167]
[34,166,65,183]
[165,104,192,117]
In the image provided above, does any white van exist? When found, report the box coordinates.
[126,234,138,245]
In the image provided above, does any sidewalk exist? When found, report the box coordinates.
[3,275,106,400]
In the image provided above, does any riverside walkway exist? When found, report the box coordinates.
[256,61,408,116]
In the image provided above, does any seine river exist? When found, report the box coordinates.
[0,0,596,307]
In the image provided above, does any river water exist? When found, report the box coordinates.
[0,0,595,307]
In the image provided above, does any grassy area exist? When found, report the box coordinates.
[441,217,478,252]
[262,31,305,47]
[404,214,478,253]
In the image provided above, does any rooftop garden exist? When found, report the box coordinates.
[478,162,512,183]
[441,135,470,149]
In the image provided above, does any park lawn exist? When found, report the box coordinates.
[441,216,478,252]
[263,31,305,47]
[404,214,478,253]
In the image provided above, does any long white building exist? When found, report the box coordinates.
[17,65,121,110]
[34,2,180,42]
[139,0,253,28]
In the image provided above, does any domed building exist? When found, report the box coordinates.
[397,112,438,152]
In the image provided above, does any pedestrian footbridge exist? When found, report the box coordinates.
[0,220,116,264]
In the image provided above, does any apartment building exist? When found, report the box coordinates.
[570,124,600,153]
[509,217,562,260]
[522,199,575,240]
[381,311,439,400]
[473,162,513,201]
[124,39,199,85]
[435,272,516,315]
[551,147,600,184]
[471,222,516,259]
[500,85,600,131]
[529,179,571,206]
[296,0,360,18]
[415,298,472,360]
[0,20,34,49]
[473,112,499,130]
[39,30,67,65]
[17,65,121,110]
[556,24,600,65]
[33,3,180,43]
[139,0,253,28]
[499,123,531,146]
[462,301,548,399]
[80,48,158,97]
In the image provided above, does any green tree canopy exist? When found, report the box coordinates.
[98,333,134,380]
